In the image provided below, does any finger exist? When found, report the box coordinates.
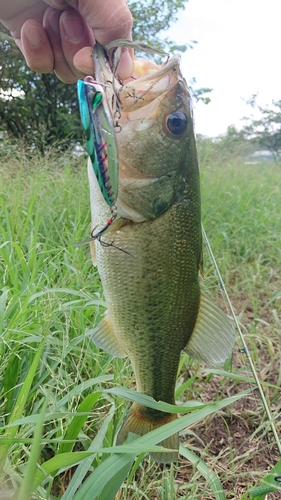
[114,48,134,80]
[43,0,69,8]
[0,1,47,38]
[79,0,134,79]
[73,45,133,81]
[73,0,133,44]
[59,8,95,78]
[64,0,134,78]
[43,7,79,83]
[48,0,134,79]
[73,46,95,75]
[20,19,54,73]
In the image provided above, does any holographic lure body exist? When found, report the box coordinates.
[77,76,118,207]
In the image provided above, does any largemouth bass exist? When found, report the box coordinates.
[83,42,234,463]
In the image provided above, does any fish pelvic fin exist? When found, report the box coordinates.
[90,312,127,358]
[185,291,235,365]
[116,403,179,464]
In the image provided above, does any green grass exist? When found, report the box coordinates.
[0,143,280,499]
[200,157,281,386]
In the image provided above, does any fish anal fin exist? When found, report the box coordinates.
[116,403,179,464]
[91,312,127,358]
[185,291,234,365]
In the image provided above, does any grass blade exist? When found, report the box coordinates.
[179,444,226,500]
[0,289,8,337]
[33,452,97,488]
[96,461,133,500]
[15,397,48,500]
[200,368,278,389]
[61,407,115,500]
[246,458,281,498]
[106,386,250,414]
[0,340,45,468]
[57,392,102,455]
[71,389,249,500]
[72,453,136,500]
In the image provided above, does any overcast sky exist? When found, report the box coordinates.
[166,0,281,137]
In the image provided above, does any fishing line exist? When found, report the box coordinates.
[202,224,281,456]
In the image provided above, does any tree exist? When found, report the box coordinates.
[242,95,281,161]
[0,1,211,153]
[129,0,197,52]
[0,30,80,153]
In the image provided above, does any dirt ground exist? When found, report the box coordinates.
[175,348,281,499]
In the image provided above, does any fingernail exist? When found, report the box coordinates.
[24,25,42,48]
[61,11,84,42]
[118,48,134,79]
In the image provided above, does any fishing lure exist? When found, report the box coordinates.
[77,76,118,207]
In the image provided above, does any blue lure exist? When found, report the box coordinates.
[77,77,118,207]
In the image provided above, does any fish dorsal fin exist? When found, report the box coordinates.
[185,292,234,365]
[90,312,127,358]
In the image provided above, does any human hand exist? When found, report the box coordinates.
[0,0,133,83]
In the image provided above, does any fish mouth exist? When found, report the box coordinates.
[93,42,182,114]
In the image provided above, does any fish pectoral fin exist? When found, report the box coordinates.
[90,312,127,358]
[185,292,235,365]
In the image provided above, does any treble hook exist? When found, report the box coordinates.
[72,206,134,257]
[91,206,117,239]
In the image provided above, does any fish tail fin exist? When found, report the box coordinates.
[116,403,179,464]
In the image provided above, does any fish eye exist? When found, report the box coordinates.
[166,111,188,135]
